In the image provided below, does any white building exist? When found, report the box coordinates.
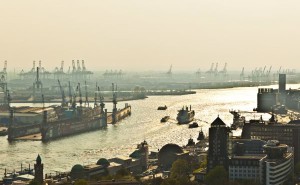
[229,140,293,185]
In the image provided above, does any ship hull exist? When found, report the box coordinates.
[41,116,106,142]
[177,116,194,124]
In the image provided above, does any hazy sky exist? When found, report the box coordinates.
[1,0,300,72]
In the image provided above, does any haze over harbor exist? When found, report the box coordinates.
[1,0,300,71]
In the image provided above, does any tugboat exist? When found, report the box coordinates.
[188,122,199,128]
[161,116,170,122]
[197,128,205,141]
[0,127,8,136]
[176,105,195,124]
[229,110,245,129]
[186,136,195,146]
[157,105,167,110]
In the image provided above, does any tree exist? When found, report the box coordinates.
[204,166,228,185]
[161,178,180,185]
[28,180,39,185]
[116,167,130,177]
[295,161,300,175]
[170,159,190,179]
[74,179,88,185]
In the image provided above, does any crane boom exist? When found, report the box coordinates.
[58,80,66,107]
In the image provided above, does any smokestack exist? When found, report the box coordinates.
[279,74,286,94]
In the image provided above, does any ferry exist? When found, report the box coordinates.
[157,105,167,110]
[176,105,195,124]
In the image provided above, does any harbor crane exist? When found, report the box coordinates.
[166,64,172,75]
[77,60,81,72]
[60,61,64,72]
[214,62,218,75]
[196,68,201,76]
[0,61,8,80]
[85,81,89,107]
[78,83,83,107]
[112,83,118,124]
[68,81,72,105]
[240,67,245,80]
[82,60,86,72]
[266,66,272,77]
[72,84,78,109]
[98,86,105,112]
[94,83,98,108]
[72,60,76,73]
[2,61,7,74]
[31,61,36,73]
[219,63,227,76]
[57,79,67,107]
[206,63,214,74]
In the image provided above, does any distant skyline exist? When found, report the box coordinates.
[1,0,300,72]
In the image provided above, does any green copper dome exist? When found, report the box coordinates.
[36,154,42,164]
[96,158,110,167]
[71,164,84,173]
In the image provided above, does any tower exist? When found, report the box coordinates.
[139,140,149,171]
[278,73,286,105]
[34,154,44,185]
[278,73,286,94]
[207,116,231,172]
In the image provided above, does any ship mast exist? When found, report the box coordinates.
[85,81,89,107]
[112,83,117,124]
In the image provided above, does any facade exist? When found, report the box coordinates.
[229,155,264,183]
[242,122,300,164]
[263,140,293,185]
[129,140,149,171]
[256,73,300,112]
[109,156,143,174]
[232,139,266,155]
[228,140,293,185]
[207,116,232,172]
[70,164,106,180]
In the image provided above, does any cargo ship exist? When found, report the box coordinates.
[176,105,195,124]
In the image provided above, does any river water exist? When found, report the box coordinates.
[0,84,299,177]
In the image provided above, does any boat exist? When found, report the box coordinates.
[229,110,245,129]
[160,116,170,122]
[157,105,167,110]
[188,122,198,128]
[0,127,8,136]
[176,105,195,124]
[197,128,205,141]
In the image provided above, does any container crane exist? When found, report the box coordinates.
[77,60,81,72]
[60,61,64,72]
[240,67,245,80]
[166,64,172,75]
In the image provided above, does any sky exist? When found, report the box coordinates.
[0,0,300,72]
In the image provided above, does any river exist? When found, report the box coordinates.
[0,84,299,177]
